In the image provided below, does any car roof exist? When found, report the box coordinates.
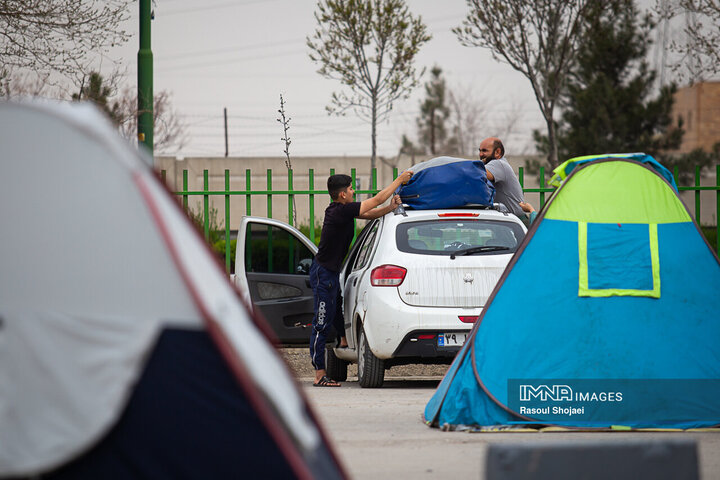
[385,207,525,226]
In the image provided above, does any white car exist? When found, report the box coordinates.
[234,206,526,387]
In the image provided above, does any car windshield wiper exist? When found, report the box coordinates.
[450,245,510,259]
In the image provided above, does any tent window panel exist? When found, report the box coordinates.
[578,222,660,298]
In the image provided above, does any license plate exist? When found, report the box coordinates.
[438,332,467,347]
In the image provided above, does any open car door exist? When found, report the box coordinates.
[234,216,320,345]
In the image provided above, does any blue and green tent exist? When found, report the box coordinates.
[424,153,720,430]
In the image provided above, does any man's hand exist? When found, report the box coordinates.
[392,194,402,207]
[360,171,413,217]
[519,201,535,213]
[398,170,413,185]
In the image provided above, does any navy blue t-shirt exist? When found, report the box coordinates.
[315,201,362,272]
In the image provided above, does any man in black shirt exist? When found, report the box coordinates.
[310,171,412,386]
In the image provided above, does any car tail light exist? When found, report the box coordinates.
[370,264,407,286]
[437,213,479,217]
[459,315,478,323]
[418,334,435,340]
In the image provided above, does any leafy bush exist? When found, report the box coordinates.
[213,238,237,273]
[185,204,234,270]
[298,221,323,246]
[701,226,718,251]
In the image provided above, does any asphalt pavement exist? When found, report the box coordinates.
[303,377,720,480]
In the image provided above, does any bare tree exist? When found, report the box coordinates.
[447,83,485,157]
[1,72,61,99]
[0,1,131,81]
[445,83,524,157]
[307,0,431,171]
[654,0,720,82]
[454,0,591,167]
[277,94,297,227]
[115,88,188,153]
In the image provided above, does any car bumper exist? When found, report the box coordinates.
[362,289,476,359]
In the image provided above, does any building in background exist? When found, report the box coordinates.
[671,81,720,154]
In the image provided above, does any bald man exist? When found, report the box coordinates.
[478,137,526,220]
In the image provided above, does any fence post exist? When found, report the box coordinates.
[266,169,273,272]
[203,170,209,241]
[182,169,188,211]
[245,169,251,216]
[695,165,701,224]
[309,169,315,244]
[288,168,294,227]
[539,167,546,208]
[245,169,252,273]
[518,166,524,189]
[224,169,231,273]
[351,168,357,243]
[266,169,272,219]
[287,168,295,273]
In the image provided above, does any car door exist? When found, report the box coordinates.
[235,216,318,345]
[340,220,380,350]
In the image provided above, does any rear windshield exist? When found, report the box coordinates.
[395,219,525,255]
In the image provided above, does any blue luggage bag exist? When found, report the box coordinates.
[397,157,495,209]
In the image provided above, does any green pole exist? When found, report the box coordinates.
[138,0,153,158]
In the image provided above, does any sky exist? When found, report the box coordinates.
[103,0,683,159]
[100,0,547,159]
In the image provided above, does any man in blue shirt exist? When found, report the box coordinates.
[311,171,412,386]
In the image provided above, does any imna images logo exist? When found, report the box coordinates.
[519,384,573,402]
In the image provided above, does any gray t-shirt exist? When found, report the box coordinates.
[485,157,525,217]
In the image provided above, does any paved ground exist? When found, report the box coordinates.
[301,376,720,480]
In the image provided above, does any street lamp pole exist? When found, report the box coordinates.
[138,0,153,159]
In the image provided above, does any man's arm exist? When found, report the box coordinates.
[484,163,496,182]
[358,170,412,217]
[358,194,401,220]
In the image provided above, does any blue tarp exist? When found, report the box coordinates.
[398,157,495,209]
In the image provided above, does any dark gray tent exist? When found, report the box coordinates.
[0,100,345,479]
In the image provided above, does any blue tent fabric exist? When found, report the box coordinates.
[398,157,495,209]
[586,223,654,290]
[425,157,720,430]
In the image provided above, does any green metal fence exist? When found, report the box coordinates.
[161,165,720,273]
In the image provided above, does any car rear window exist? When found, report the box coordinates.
[395,219,525,255]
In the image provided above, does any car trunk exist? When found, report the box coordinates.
[398,256,510,307]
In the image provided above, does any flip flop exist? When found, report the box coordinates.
[313,375,341,387]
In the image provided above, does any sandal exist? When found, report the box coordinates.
[313,375,341,387]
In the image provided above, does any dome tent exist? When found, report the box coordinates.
[424,153,720,430]
[0,101,346,479]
